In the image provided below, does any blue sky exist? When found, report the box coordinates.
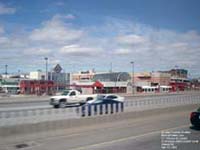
[0,0,200,77]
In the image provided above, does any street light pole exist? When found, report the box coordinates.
[5,64,8,78]
[44,57,48,80]
[130,61,134,95]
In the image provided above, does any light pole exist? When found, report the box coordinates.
[44,57,48,94]
[5,64,8,78]
[130,61,134,95]
[44,57,48,80]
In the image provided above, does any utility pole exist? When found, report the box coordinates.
[130,61,134,95]
[44,57,48,95]
[44,57,48,80]
[110,62,112,73]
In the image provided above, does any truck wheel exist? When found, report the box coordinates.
[59,101,66,108]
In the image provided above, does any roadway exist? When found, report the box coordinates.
[3,104,199,150]
[0,93,199,127]
[0,92,199,112]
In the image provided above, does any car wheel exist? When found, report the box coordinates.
[59,101,66,108]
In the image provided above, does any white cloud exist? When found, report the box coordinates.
[64,14,76,20]
[116,34,147,45]
[0,15,200,76]
[0,3,16,15]
[0,26,4,34]
[29,15,83,44]
[24,48,51,55]
[60,44,101,56]
[114,48,132,55]
[55,2,65,6]
[49,59,61,66]
[0,37,9,44]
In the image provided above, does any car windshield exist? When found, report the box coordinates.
[61,91,70,96]
[97,95,105,99]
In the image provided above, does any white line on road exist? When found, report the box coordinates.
[68,124,190,150]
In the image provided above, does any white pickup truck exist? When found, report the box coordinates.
[50,90,96,108]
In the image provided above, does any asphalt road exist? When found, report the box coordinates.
[0,93,199,126]
[4,105,199,150]
[0,92,199,111]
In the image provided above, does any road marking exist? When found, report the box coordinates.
[68,124,190,150]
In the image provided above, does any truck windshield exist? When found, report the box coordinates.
[61,91,70,95]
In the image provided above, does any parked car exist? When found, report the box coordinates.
[81,97,124,116]
[190,107,200,127]
[50,89,97,108]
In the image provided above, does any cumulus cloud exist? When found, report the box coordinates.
[114,48,132,55]
[0,3,16,15]
[60,44,101,56]
[29,15,83,44]
[0,15,200,76]
[116,34,147,45]
[64,14,76,20]
[55,1,65,6]
[23,48,51,55]
[0,26,4,34]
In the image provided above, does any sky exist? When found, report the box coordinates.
[0,0,200,77]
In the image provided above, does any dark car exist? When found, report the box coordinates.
[80,98,124,117]
[190,107,200,127]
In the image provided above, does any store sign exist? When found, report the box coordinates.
[53,64,62,73]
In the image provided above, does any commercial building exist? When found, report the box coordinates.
[151,72,171,86]
[162,69,189,91]
[20,80,54,95]
[71,70,95,82]
[134,72,152,87]
[0,78,20,94]
[29,64,70,92]
[93,72,131,93]
[133,72,171,93]
[70,71,131,94]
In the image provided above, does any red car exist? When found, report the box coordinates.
[190,107,200,127]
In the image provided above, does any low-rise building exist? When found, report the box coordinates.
[161,69,189,91]
[93,72,131,93]
[20,80,54,95]
[133,72,171,93]
[0,78,20,94]
[29,64,69,92]
[71,70,95,82]
[70,71,131,94]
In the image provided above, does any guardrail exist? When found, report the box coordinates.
[0,95,199,127]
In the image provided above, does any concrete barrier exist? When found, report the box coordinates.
[0,104,198,138]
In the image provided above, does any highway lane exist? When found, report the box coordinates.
[0,92,199,112]
[0,94,199,126]
[5,104,199,150]
[73,126,200,150]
